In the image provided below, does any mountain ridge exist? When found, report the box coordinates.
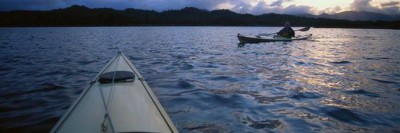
[297,11,400,21]
[0,5,399,29]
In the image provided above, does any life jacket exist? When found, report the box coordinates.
[278,27,295,38]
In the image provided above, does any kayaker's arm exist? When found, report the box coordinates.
[257,27,311,37]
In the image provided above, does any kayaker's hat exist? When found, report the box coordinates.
[285,21,290,27]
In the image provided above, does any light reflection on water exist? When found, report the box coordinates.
[0,27,399,132]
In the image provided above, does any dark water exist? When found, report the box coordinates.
[0,27,399,132]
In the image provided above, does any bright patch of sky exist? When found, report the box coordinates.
[0,0,399,15]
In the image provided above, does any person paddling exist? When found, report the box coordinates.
[277,21,295,38]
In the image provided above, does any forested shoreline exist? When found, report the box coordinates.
[1,5,399,29]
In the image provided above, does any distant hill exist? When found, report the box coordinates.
[0,5,399,29]
[298,11,400,21]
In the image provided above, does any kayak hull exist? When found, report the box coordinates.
[237,34,312,43]
[51,52,177,133]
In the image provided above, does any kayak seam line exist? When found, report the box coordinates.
[120,54,176,133]
[50,54,118,133]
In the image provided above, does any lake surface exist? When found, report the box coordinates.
[0,27,399,132]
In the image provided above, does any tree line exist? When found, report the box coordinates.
[0,5,399,29]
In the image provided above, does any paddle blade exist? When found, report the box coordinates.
[297,27,311,31]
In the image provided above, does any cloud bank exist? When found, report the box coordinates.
[229,0,313,15]
[351,0,400,14]
[0,0,399,15]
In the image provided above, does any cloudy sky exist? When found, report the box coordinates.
[0,0,399,15]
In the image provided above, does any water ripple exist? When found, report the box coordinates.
[1,27,400,132]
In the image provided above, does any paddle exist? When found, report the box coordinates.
[296,27,310,31]
[257,27,311,37]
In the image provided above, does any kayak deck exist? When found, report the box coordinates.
[237,33,312,43]
[51,52,177,133]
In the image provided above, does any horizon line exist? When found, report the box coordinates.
[1,5,395,16]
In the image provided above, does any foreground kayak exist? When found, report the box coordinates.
[51,52,177,133]
[237,34,312,43]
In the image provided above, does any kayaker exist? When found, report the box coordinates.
[277,21,295,38]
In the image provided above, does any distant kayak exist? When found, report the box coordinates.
[237,34,312,43]
[51,52,178,133]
